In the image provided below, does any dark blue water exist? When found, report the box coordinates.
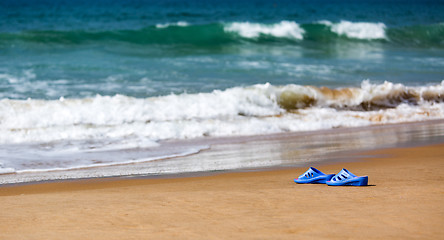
[2,0,443,30]
[1,0,444,99]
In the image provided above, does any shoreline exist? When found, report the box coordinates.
[1,119,444,186]
[0,140,440,194]
[0,142,443,239]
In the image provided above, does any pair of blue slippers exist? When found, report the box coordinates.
[294,167,368,186]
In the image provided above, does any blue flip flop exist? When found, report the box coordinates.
[294,167,335,184]
[326,168,368,186]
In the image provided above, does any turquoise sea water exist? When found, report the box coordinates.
[1,0,444,179]
[1,0,444,99]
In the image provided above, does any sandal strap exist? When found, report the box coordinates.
[330,168,357,182]
[298,167,324,179]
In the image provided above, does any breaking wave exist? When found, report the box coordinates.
[319,20,387,40]
[1,81,443,145]
[1,80,443,177]
[224,21,305,39]
[1,20,443,47]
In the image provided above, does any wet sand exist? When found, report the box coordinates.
[3,119,444,185]
[1,142,443,239]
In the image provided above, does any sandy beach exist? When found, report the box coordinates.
[1,141,443,239]
[2,1,444,239]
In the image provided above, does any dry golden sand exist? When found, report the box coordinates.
[0,144,443,239]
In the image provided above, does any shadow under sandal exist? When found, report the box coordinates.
[326,168,368,186]
[294,167,335,184]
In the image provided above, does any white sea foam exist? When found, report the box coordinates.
[322,20,387,40]
[0,69,36,84]
[1,81,443,145]
[224,21,305,39]
[0,86,281,145]
[0,167,15,174]
[0,81,443,175]
[155,21,189,28]
[12,146,207,174]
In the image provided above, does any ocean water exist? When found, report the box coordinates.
[1,0,444,180]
